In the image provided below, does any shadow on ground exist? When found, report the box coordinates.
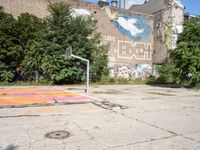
[146,83,183,89]
[4,144,18,150]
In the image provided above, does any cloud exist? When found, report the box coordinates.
[112,13,152,41]
[71,8,91,17]
[125,0,145,9]
[115,17,144,37]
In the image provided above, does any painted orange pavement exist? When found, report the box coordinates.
[0,88,93,107]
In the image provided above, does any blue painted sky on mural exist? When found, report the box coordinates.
[112,13,152,41]
[83,0,200,15]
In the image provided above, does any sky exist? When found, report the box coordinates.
[182,0,200,15]
[84,0,200,15]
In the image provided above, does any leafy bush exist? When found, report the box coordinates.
[157,62,178,83]
[0,70,14,84]
[0,7,45,84]
[170,17,200,87]
[0,6,18,82]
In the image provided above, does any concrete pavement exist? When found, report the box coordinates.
[0,85,200,150]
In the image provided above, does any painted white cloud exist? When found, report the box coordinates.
[125,0,145,9]
[115,17,144,37]
[71,8,91,17]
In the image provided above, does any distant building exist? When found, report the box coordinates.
[184,12,197,20]
[129,0,184,64]
[97,0,109,8]
[111,0,118,7]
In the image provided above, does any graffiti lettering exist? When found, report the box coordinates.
[115,40,152,60]
[110,64,154,80]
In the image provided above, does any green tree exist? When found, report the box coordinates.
[0,6,17,83]
[15,13,44,62]
[22,40,65,83]
[157,62,178,83]
[23,2,108,84]
[170,17,200,86]
[0,6,44,83]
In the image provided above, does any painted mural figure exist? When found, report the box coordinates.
[112,13,152,42]
[115,16,144,37]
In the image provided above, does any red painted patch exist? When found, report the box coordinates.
[0,88,93,107]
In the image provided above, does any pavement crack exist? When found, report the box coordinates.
[119,113,200,144]
[120,113,177,136]
[84,129,95,140]
[182,130,200,135]
[0,115,41,118]
[0,113,72,119]
[62,142,67,150]
[63,121,69,131]
[181,135,200,144]
[104,135,177,150]
[26,129,32,148]
[72,121,95,140]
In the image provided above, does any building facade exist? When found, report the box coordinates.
[130,0,184,64]
[0,0,184,79]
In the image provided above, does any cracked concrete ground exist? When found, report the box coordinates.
[0,85,200,150]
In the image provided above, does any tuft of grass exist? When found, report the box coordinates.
[94,75,148,85]
[193,85,200,90]
[193,95,200,97]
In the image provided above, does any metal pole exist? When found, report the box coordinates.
[71,54,89,94]
[86,60,89,94]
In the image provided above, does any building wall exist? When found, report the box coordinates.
[0,0,154,79]
[69,3,154,79]
[129,0,184,64]
[102,8,154,79]
[171,0,184,49]
[153,11,168,64]
[102,8,153,64]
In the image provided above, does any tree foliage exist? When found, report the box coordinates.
[0,7,45,83]
[0,6,18,82]
[157,62,178,83]
[0,3,108,84]
[15,13,44,60]
[170,17,200,86]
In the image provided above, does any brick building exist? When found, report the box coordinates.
[0,0,184,79]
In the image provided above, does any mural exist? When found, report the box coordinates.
[132,64,152,79]
[115,40,152,60]
[0,88,92,107]
[112,13,152,41]
[71,8,91,17]
[110,64,154,80]
[117,66,132,79]
[104,35,152,61]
